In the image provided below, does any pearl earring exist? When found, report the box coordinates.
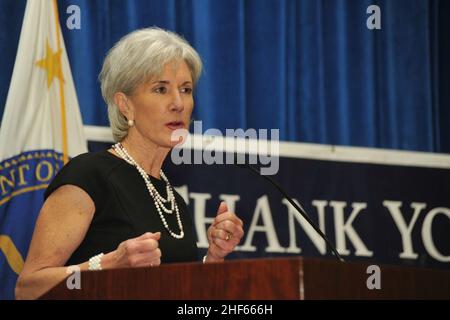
[127,119,135,127]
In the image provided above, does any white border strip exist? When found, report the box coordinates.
[84,125,450,169]
[84,125,114,142]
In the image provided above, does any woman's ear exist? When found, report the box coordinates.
[114,92,133,120]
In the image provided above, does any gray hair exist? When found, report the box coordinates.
[99,27,203,142]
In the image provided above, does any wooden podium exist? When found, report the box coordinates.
[40,257,450,299]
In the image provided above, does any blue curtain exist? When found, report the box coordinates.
[1,0,449,152]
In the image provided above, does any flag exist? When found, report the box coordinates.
[0,0,87,299]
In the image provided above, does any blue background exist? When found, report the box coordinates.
[1,0,449,153]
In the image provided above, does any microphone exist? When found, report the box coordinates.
[236,163,345,262]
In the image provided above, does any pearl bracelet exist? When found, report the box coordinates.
[88,253,104,270]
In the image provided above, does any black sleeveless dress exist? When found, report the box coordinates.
[44,149,198,265]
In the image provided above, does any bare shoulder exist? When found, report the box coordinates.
[44,184,95,215]
[22,185,95,271]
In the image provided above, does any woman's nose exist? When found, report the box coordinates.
[169,90,184,112]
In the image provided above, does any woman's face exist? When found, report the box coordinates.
[127,60,194,148]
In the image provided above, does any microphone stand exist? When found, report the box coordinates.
[238,163,345,262]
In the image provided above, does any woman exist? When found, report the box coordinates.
[15,28,244,300]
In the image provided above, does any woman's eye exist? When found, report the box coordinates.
[181,87,193,94]
[154,87,167,94]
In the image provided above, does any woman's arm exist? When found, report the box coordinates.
[15,184,163,300]
[14,185,96,299]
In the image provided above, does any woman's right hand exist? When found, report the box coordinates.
[104,232,162,268]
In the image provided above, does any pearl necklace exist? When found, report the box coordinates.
[112,142,184,239]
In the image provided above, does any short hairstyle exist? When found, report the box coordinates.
[99,27,203,142]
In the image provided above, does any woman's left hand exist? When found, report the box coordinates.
[205,201,244,262]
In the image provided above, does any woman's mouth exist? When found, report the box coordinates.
[165,121,185,130]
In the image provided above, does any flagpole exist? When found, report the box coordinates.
[52,0,69,164]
